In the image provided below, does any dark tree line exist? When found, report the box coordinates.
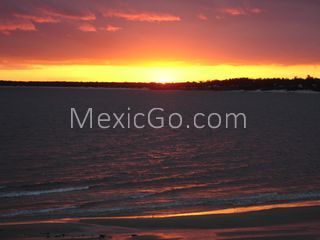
[1,76,320,91]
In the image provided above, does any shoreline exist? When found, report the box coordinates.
[1,85,320,95]
[1,199,320,226]
[1,78,320,92]
[1,204,320,239]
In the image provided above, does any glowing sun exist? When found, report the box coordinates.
[151,68,176,83]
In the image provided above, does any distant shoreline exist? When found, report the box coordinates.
[1,77,320,91]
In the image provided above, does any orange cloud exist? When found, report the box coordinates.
[105,25,122,32]
[78,23,96,32]
[104,10,181,22]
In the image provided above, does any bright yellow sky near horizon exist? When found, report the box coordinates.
[1,64,320,82]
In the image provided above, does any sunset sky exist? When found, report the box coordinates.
[1,0,320,82]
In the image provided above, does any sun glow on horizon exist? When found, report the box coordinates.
[150,67,181,83]
[157,76,172,83]
[1,63,320,82]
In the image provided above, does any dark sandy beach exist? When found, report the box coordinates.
[1,204,320,240]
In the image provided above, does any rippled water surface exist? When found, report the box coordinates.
[0,87,320,220]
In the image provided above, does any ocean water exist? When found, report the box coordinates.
[0,87,320,221]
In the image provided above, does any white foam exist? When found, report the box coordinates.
[1,206,77,217]
[0,186,89,198]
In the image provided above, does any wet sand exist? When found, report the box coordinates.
[1,205,320,240]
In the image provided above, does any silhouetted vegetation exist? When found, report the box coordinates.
[1,76,320,91]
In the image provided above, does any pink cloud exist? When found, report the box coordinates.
[223,8,245,16]
[250,8,263,14]
[197,13,208,21]
[42,9,96,21]
[0,20,36,34]
[222,7,263,16]
[78,23,96,32]
[104,10,181,22]
[105,25,122,32]
[0,6,97,34]
[13,13,60,23]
